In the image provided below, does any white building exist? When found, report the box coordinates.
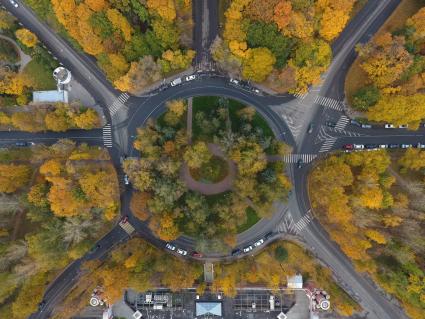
[32,90,68,103]
[287,274,303,289]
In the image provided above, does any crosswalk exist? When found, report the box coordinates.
[294,210,314,233]
[281,114,303,139]
[319,137,337,153]
[293,92,308,100]
[102,124,113,148]
[314,95,344,111]
[119,220,135,235]
[335,116,350,130]
[108,93,129,117]
[276,210,314,234]
[282,154,317,163]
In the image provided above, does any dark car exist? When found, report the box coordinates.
[265,232,273,240]
[231,249,242,256]
[192,251,203,258]
[361,124,372,128]
[307,123,314,134]
[15,142,27,147]
[365,144,378,149]
[297,158,303,168]
[343,144,354,150]
[388,144,399,149]
[325,121,336,127]
[350,119,361,127]
[38,300,46,311]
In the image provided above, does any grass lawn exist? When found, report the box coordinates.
[237,207,260,233]
[345,0,424,102]
[23,59,56,90]
[190,156,229,183]
[0,38,19,64]
[0,147,32,163]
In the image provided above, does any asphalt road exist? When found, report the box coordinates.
[1,1,422,318]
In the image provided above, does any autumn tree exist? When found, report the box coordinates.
[184,142,212,169]
[398,148,425,171]
[0,164,32,193]
[242,47,276,82]
[230,140,267,175]
[164,99,186,126]
[15,28,38,48]
[73,109,100,129]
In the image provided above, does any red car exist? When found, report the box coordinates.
[343,144,353,150]
[121,216,128,223]
[192,251,203,258]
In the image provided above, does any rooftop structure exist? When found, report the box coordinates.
[32,90,68,103]
[196,301,222,317]
[287,274,303,289]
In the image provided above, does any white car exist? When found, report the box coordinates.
[177,248,187,256]
[254,239,264,247]
[379,144,388,149]
[165,243,176,251]
[124,174,130,185]
[9,0,18,7]
[185,75,196,81]
[398,124,408,128]
[417,143,425,149]
[252,88,260,94]
[229,78,239,85]
[170,78,182,86]
[243,245,253,253]
[384,124,395,128]
[353,144,364,149]
[401,144,412,148]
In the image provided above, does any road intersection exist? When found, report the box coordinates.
[0,0,422,318]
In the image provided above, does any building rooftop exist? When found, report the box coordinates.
[196,301,222,317]
[33,90,68,104]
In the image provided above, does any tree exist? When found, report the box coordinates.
[79,171,118,211]
[366,93,425,129]
[0,164,31,193]
[146,0,176,21]
[274,245,288,262]
[73,109,100,129]
[130,192,150,220]
[210,37,242,77]
[152,18,179,50]
[365,229,387,244]
[183,142,212,169]
[398,148,425,170]
[27,183,50,208]
[164,99,186,126]
[0,9,16,30]
[352,85,380,110]
[39,159,62,176]
[242,47,276,82]
[230,140,267,175]
[106,8,133,42]
[44,106,72,132]
[85,0,106,12]
[15,28,38,48]
[273,1,292,30]
[407,7,425,39]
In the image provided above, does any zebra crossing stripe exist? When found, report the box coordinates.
[102,124,113,148]
[282,154,317,163]
[314,95,344,111]
[119,221,135,235]
[335,116,349,130]
[319,137,337,153]
[108,93,130,117]
[293,92,308,100]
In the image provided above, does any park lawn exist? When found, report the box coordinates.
[345,0,424,103]
[22,58,56,90]
[237,207,260,233]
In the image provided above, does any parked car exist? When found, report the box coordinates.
[325,121,336,127]
[384,124,395,128]
[307,123,314,134]
[15,142,27,147]
[254,239,264,247]
[121,215,128,223]
[296,158,303,168]
[252,88,260,94]
[353,144,364,149]
[124,174,130,185]
[398,124,408,128]
[365,144,378,150]
[379,144,388,149]
[38,300,46,311]
[388,144,399,149]
[165,243,176,251]
[350,119,361,127]
[177,248,188,256]
[400,144,412,148]
[170,78,182,86]
[264,232,273,240]
[9,0,18,7]
[361,124,372,128]
[417,143,425,149]
[343,144,354,150]
[192,251,203,258]
[185,75,196,81]
[231,249,242,256]
[243,245,253,253]
[229,78,239,85]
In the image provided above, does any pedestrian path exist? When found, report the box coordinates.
[319,137,337,153]
[335,115,350,130]
[282,154,317,163]
[314,95,344,111]
[102,124,113,148]
[119,220,135,235]
[108,93,129,117]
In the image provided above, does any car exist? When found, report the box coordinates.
[243,245,253,253]
[229,78,239,85]
[264,232,273,240]
[9,0,18,7]
[170,78,182,86]
[388,144,399,149]
[185,75,196,81]
[398,124,408,129]
[361,124,372,129]
[90,244,101,253]
[231,249,242,256]
[325,121,336,127]
[379,144,388,149]
[400,144,412,148]
[365,144,378,150]
[353,144,364,149]
[121,215,128,223]
[15,142,27,147]
[165,243,176,251]
[350,119,361,127]
[296,158,303,168]
[417,143,425,149]
[307,123,314,134]
[384,124,395,128]
[343,144,354,150]
[252,88,260,94]
[124,174,130,185]
[177,248,188,256]
[38,300,46,311]
[192,251,203,258]
[254,239,264,247]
